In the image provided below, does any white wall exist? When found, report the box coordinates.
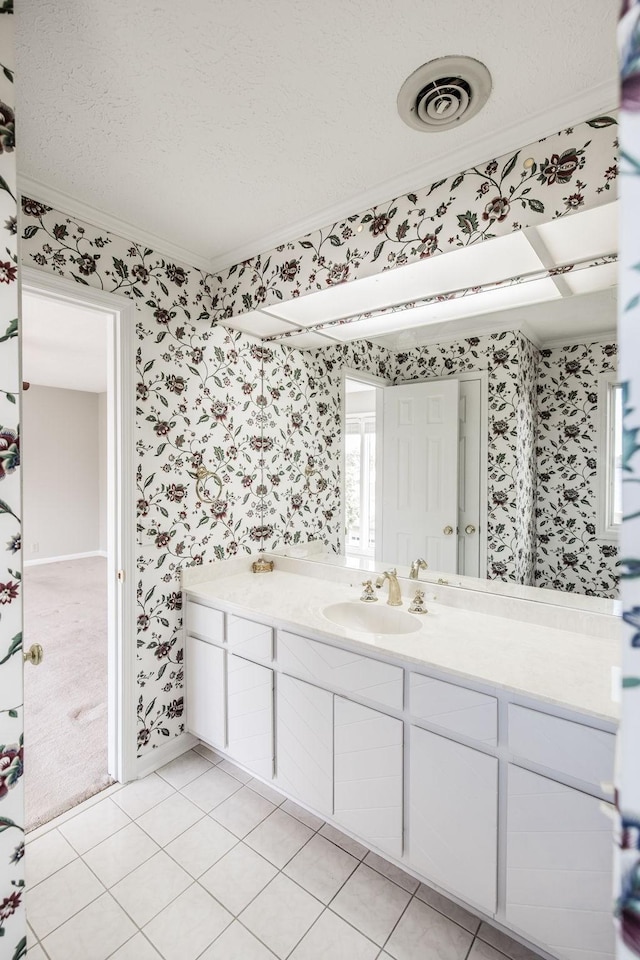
[346,388,377,415]
[23,385,106,562]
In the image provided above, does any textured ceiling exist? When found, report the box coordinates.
[15,1,618,268]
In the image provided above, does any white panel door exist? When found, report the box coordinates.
[506,766,614,960]
[186,634,226,748]
[227,654,273,780]
[409,725,498,913]
[334,696,403,858]
[277,674,333,815]
[381,379,459,571]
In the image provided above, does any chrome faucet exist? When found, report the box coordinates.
[409,558,428,580]
[375,569,403,606]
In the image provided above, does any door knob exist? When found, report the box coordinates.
[443,525,454,536]
[23,644,43,666]
[465,524,476,535]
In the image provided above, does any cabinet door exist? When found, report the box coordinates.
[506,765,614,960]
[277,674,333,815]
[409,725,497,914]
[227,654,273,780]
[334,697,403,858]
[186,634,225,748]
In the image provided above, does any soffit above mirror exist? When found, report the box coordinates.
[225,200,618,348]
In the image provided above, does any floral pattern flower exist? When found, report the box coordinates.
[0,738,22,799]
[0,426,18,478]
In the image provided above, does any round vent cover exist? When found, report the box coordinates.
[397,56,492,133]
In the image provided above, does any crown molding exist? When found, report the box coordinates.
[208,81,618,274]
[539,329,618,349]
[17,175,214,273]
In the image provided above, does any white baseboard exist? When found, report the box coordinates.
[24,550,108,567]
[135,732,198,780]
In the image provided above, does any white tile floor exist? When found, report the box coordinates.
[25,747,545,960]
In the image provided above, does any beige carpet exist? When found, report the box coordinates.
[24,556,114,831]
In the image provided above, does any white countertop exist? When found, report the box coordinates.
[185,568,620,725]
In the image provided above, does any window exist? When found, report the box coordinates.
[345,414,376,556]
[597,374,623,539]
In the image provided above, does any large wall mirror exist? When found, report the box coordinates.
[255,199,619,605]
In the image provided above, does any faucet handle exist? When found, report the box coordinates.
[409,588,428,614]
[360,580,378,603]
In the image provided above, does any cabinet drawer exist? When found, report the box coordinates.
[278,631,403,710]
[508,705,614,791]
[185,600,224,645]
[410,672,497,745]
[227,614,272,662]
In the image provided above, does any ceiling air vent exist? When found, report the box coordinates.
[397,57,492,133]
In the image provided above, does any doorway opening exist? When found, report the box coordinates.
[20,270,136,830]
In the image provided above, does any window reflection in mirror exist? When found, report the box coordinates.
[345,379,377,558]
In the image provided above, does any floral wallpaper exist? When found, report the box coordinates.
[535,340,619,597]
[0,6,26,959]
[616,2,640,956]
[212,113,618,325]
[261,339,394,552]
[19,204,270,758]
[514,334,539,585]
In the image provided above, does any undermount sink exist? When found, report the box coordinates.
[322,601,422,635]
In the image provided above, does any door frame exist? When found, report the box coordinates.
[340,367,390,560]
[20,266,137,783]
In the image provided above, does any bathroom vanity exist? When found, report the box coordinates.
[182,557,619,960]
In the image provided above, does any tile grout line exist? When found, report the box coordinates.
[179,803,333,960]
[465,934,478,960]
[26,779,127,843]
[28,758,270,951]
[28,750,542,960]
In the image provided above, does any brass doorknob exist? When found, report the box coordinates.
[465,524,476,535]
[443,525,454,536]
[23,644,43,666]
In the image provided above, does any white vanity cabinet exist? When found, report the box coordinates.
[506,765,615,960]
[409,724,498,914]
[334,696,403,858]
[276,674,334,815]
[183,589,617,960]
[227,654,273,780]
[185,634,226,749]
